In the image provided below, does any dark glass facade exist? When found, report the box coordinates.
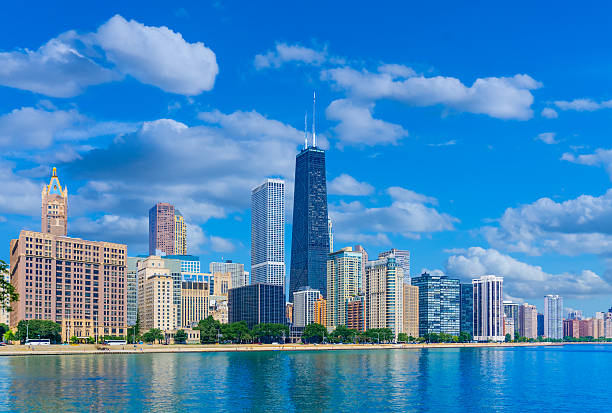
[412,272,460,337]
[537,313,544,337]
[289,147,329,301]
[460,283,473,335]
[228,283,285,329]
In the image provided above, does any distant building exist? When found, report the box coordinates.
[519,303,538,339]
[504,318,515,337]
[503,301,520,336]
[149,202,176,256]
[353,245,368,289]
[412,272,460,337]
[137,256,180,332]
[537,313,544,337]
[174,210,187,255]
[346,294,366,332]
[403,284,419,337]
[286,303,293,325]
[289,144,330,301]
[165,255,200,274]
[181,280,209,328]
[544,295,563,339]
[41,167,68,236]
[314,298,327,327]
[563,319,579,338]
[364,256,403,338]
[567,310,583,320]
[378,249,410,284]
[293,287,322,327]
[126,257,140,326]
[228,284,285,329]
[460,283,473,336]
[210,261,247,289]
[327,247,363,329]
[328,218,334,252]
[472,276,504,342]
[251,178,285,287]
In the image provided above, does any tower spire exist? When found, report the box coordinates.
[304,111,308,150]
[312,91,316,147]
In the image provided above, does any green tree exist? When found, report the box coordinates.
[0,260,18,313]
[397,333,409,343]
[458,332,472,343]
[196,316,222,344]
[220,321,251,343]
[142,328,164,343]
[505,333,512,343]
[330,325,357,343]
[0,323,9,339]
[302,323,327,344]
[252,323,289,343]
[69,336,78,344]
[174,329,188,344]
[3,330,15,342]
[16,320,61,343]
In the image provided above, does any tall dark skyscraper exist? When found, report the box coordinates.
[289,145,329,301]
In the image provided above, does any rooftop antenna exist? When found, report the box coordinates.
[312,91,316,147]
[304,111,308,149]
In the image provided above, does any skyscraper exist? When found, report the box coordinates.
[544,294,563,339]
[326,247,363,329]
[174,210,187,255]
[412,272,460,337]
[228,284,286,329]
[41,167,68,236]
[460,283,473,336]
[364,256,403,338]
[149,202,176,255]
[472,275,504,342]
[503,301,520,335]
[403,283,419,337]
[378,249,410,284]
[289,144,329,300]
[519,303,538,339]
[251,178,285,287]
[328,218,334,252]
[293,287,322,327]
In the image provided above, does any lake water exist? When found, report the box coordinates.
[0,344,610,412]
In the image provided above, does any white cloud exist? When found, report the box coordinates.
[387,187,438,205]
[209,236,236,253]
[428,139,457,147]
[0,161,46,217]
[535,132,558,145]
[328,174,374,196]
[562,148,612,179]
[325,99,408,146]
[445,247,612,299]
[254,43,327,69]
[541,107,558,118]
[322,66,541,120]
[95,15,218,95]
[554,98,612,112]
[483,190,612,256]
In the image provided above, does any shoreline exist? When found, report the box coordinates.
[0,341,580,356]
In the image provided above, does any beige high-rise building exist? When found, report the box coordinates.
[314,298,327,327]
[327,247,363,329]
[365,256,403,338]
[10,230,127,340]
[403,283,419,337]
[519,303,538,339]
[181,281,209,328]
[174,210,187,255]
[41,167,68,236]
[137,256,179,332]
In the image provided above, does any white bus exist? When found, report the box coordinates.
[25,339,51,346]
[104,339,127,345]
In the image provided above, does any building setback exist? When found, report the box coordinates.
[472,275,504,342]
[293,287,322,327]
[460,283,474,336]
[251,179,285,287]
[412,272,460,337]
[228,283,285,329]
[544,294,563,339]
[364,256,403,338]
[289,145,329,301]
[326,247,363,329]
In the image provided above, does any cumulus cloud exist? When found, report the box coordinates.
[541,107,558,118]
[535,132,558,145]
[254,43,327,69]
[329,186,457,243]
[322,65,541,120]
[562,148,612,179]
[328,174,374,196]
[445,247,612,299]
[483,190,612,256]
[554,98,612,112]
[325,99,408,146]
[0,161,42,217]
[0,15,218,97]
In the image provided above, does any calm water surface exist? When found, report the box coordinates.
[0,345,610,412]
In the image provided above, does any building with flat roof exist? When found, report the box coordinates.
[412,272,460,337]
[228,284,285,329]
[210,261,246,290]
[149,203,176,256]
[314,298,327,327]
[326,247,363,329]
[544,294,563,339]
[460,283,473,337]
[346,294,366,332]
[365,256,403,338]
[472,275,504,342]
[403,284,419,337]
[519,303,538,339]
[503,301,520,336]
[137,256,179,332]
[293,287,322,327]
[181,280,209,328]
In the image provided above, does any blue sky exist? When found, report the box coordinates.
[2,1,612,314]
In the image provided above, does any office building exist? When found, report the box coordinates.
[364,256,403,338]
[293,287,322,327]
[210,260,247,290]
[165,254,200,274]
[537,313,544,337]
[563,319,580,338]
[503,301,520,335]
[289,143,329,301]
[378,249,410,284]
[126,257,140,327]
[519,303,538,339]
[181,280,209,328]
[353,245,368,291]
[251,178,285,287]
[472,275,504,342]
[403,284,419,337]
[412,272,460,337]
[544,294,563,339]
[326,247,363,329]
[568,310,583,320]
[346,294,366,331]
[328,218,333,252]
[149,203,176,256]
[174,210,187,255]
[41,167,68,236]
[314,298,327,327]
[228,284,285,329]
[504,318,515,336]
[460,283,473,336]
[137,256,180,332]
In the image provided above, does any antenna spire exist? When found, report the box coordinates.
[312,91,316,147]
[304,112,308,149]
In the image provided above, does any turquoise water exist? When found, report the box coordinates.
[0,345,610,412]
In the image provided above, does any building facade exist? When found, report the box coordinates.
[174,210,187,255]
[378,249,410,284]
[460,283,473,336]
[251,178,285,287]
[289,146,329,301]
[210,261,246,290]
[403,284,419,337]
[181,280,209,328]
[293,287,322,327]
[149,203,176,256]
[41,167,68,236]
[314,298,327,327]
[326,247,363,329]
[137,256,179,332]
[412,272,460,337]
[126,257,140,327]
[472,275,504,342]
[228,284,285,329]
[364,256,403,338]
[346,294,366,332]
[519,303,538,339]
[544,294,563,339]
[503,301,520,336]
[164,254,200,274]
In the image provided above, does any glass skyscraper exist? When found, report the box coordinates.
[228,283,286,329]
[460,283,473,336]
[289,146,329,301]
[544,294,563,339]
[251,178,285,287]
[412,272,460,337]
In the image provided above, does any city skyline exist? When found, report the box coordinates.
[2,3,612,314]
